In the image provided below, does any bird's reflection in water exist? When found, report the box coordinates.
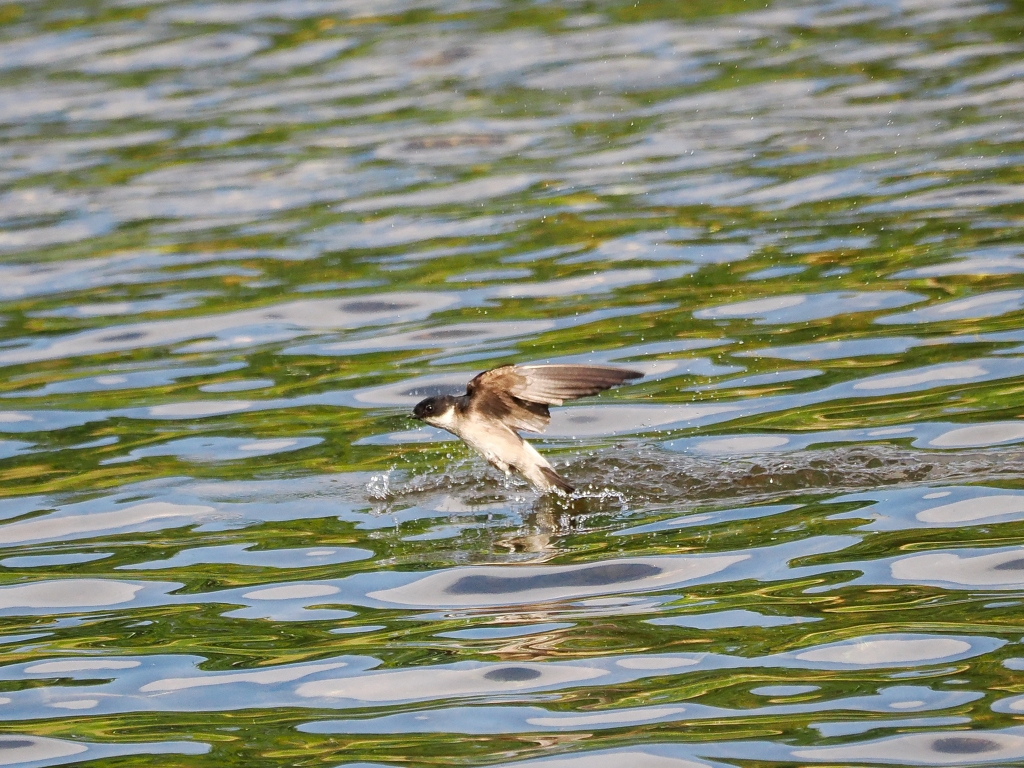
[364,464,630,558]
[499,493,601,555]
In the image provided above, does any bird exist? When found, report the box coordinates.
[412,364,643,493]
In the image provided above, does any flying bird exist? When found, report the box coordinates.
[412,364,643,493]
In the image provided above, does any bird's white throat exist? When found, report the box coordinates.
[423,406,458,431]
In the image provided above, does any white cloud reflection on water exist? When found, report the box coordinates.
[0,579,145,610]
[296,662,607,702]
[877,290,1024,324]
[891,549,1024,589]
[0,502,214,545]
[0,734,208,764]
[695,291,925,324]
[363,555,749,609]
[792,729,1024,765]
[929,421,1024,447]
[492,749,705,768]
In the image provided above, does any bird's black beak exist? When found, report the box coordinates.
[411,397,431,421]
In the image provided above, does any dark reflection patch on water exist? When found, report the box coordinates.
[445,562,663,595]
[482,667,543,682]
[994,558,1024,571]
[932,736,1001,754]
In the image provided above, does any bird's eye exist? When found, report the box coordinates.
[425,404,433,413]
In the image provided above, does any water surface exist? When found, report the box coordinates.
[2,0,1024,765]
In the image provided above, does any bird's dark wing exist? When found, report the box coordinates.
[465,366,550,433]
[465,364,643,434]
[507,364,644,405]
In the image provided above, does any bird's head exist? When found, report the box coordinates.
[412,395,457,428]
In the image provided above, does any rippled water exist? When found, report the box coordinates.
[2,0,1024,765]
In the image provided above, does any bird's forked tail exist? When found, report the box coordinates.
[540,466,575,493]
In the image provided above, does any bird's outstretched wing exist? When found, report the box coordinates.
[466,364,642,434]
